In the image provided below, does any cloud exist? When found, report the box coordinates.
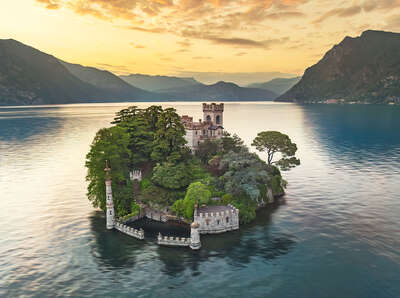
[36,0,60,9]
[313,6,362,24]
[182,29,289,48]
[130,43,146,48]
[125,26,166,33]
[236,52,247,56]
[192,56,212,59]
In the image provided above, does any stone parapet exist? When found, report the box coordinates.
[114,221,144,240]
[157,233,191,247]
[194,204,239,235]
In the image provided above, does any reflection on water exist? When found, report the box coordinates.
[0,102,399,297]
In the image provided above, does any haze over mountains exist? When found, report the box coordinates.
[247,77,301,95]
[280,30,400,104]
[120,74,200,92]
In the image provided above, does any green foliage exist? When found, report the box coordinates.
[221,132,244,153]
[221,193,233,205]
[139,178,151,190]
[151,162,193,190]
[252,131,300,171]
[171,182,212,220]
[231,194,257,224]
[85,126,132,213]
[140,183,185,208]
[196,139,220,164]
[270,175,283,196]
[220,147,270,203]
[171,199,186,218]
[151,107,187,163]
[112,106,143,125]
[130,201,141,215]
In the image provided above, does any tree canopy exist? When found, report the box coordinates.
[252,131,300,171]
[85,126,132,215]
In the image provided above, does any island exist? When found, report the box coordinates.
[85,103,300,249]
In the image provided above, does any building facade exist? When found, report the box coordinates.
[181,103,224,150]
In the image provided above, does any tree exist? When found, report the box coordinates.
[151,108,187,162]
[221,132,244,153]
[118,116,153,169]
[143,105,163,131]
[252,131,300,171]
[111,106,143,124]
[220,147,270,203]
[151,162,193,190]
[85,126,132,215]
[171,182,211,219]
[195,139,220,164]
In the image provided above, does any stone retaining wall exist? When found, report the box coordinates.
[114,222,144,240]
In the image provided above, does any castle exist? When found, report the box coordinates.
[181,103,224,150]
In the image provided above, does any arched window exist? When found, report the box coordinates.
[216,115,221,124]
[206,115,211,122]
[226,217,229,223]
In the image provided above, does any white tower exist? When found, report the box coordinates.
[190,221,201,250]
[105,161,115,230]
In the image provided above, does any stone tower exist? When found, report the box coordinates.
[203,103,224,126]
[104,161,115,230]
[190,221,201,250]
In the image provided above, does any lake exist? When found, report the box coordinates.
[0,102,399,297]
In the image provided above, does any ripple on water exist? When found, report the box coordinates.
[1,103,400,297]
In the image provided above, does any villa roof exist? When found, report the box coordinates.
[208,125,223,130]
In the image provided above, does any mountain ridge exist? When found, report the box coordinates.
[120,73,201,92]
[156,80,278,100]
[279,30,400,104]
[247,77,301,95]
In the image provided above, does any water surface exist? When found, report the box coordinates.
[0,102,399,297]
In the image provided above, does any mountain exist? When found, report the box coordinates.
[157,81,278,100]
[0,39,153,105]
[279,30,400,104]
[120,74,201,92]
[59,60,151,99]
[0,39,101,105]
[248,77,301,95]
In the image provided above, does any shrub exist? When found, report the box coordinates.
[221,193,233,205]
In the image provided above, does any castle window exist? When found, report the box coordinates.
[195,130,198,135]
[109,210,112,215]
[216,115,221,124]
[217,219,220,225]
[206,115,211,122]
[226,217,229,223]
[203,129,206,135]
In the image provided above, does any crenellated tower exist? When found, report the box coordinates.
[105,161,115,230]
[203,103,224,126]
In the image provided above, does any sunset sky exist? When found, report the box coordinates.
[1,0,400,83]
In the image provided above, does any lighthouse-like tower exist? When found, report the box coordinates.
[105,161,115,230]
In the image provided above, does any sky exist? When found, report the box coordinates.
[0,0,400,84]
